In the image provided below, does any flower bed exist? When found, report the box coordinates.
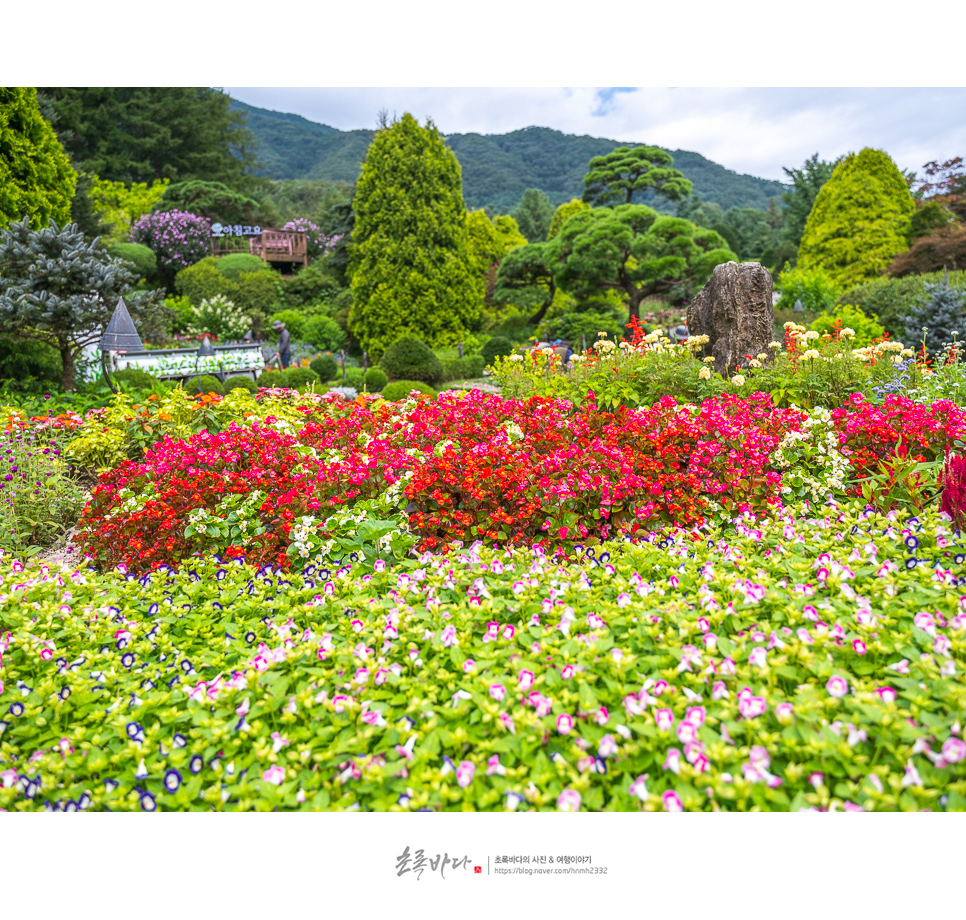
[2,503,965,812]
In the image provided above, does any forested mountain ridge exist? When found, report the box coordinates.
[231,99,789,213]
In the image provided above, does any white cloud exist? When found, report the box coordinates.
[224,86,966,182]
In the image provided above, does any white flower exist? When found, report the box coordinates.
[698,366,711,380]
[731,374,745,387]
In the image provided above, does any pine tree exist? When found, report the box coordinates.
[511,189,554,243]
[0,218,165,391]
[348,114,483,358]
[798,148,915,288]
[547,198,589,240]
[0,87,76,230]
[903,270,966,357]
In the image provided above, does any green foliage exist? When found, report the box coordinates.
[379,336,445,386]
[776,265,843,314]
[309,354,339,382]
[551,204,737,321]
[809,304,885,347]
[466,209,526,274]
[363,366,388,391]
[269,310,306,340]
[224,375,258,394]
[0,87,76,230]
[910,200,958,240]
[164,295,195,334]
[493,242,557,325]
[106,243,157,282]
[41,88,262,192]
[838,271,966,340]
[0,218,163,391]
[441,355,486,381]
[88,176,168,243]
[0,336,63,392]
[547,198,590,240]
[186,374,224,396]
[258,369,285,389]
[548,310,624,346]
[798,148,916,288]
[281,366,320,391]
[583,145,692,208]
[302,314,346,352]
[903,271,966,357]
[511,188,554,242]
[380,379,436,400]
[186,294,251,340]
[156,180,263,225]
[780,153,841,251]
[175,257,233,304]
[111,367,163,393]
[217,253,271,281]
[481,335,514,366]
[281,260,344,307]
[348,114,483,358]
[345,366,365,388]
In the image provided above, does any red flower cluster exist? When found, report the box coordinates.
[76,392,807,572]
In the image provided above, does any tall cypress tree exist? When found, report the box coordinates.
[798,148,915,288]
[348,114,483,358]
[0,87,76,230]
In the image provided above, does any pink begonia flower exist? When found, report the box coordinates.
[652,680,669,696]
[501,624,516,641]
[901,761,923,788]
[738,695,767,719]
[843,801,865,812]
[611,648,624,664]
[703,632,718,649]
[913,612,936,635]
[263,765,286,786]
[749,647,768,668]
[374,667,391,685]
[596,706,609,726]
[361,710,386,727]
[720,658,737,676]
[271,731,289,753]
[826,676,849,698]
[483,622,499,643]
[711,681,729,701]
[577,756,595,773]
[696,617,711,633]
[456,761,476,788]
[561,665,576,680]
[853,639,867,655]
[846,724,867,747]
[489,683,506,702]
[655,708,675,731]
[373,559,386,573]
[888,659,910,674]
[235,697,250,715]
[802,604,818,620]
[251,655,269,672]
[616,592,631,608]
[598,735,618,758]
[830,623,846,640]
[588,613,606,630]
[676,721,697,744]
[809,772,824,790]
[941,660,957,677]
[557,789,582,812]
[942,737,966,764]
[1,768,18,788]
[867,774,884,794]
[876,686,897,704]
[663,749,682,774]
[332,695,350,713]
[629,775,649,802]
[500,713,516,734]
[556,713,574,735]
[351,619,363,633]
[440,625,458,647]
[686,706,706,727]
[40,648,53,661]
[662,790,684,813]
[487,755,507,776]
[518,670,535,690]
[934,635,951,656]
[462,659,476,673]
[684,740,705,764]
[775,702,794,723]
[353,668,369,685]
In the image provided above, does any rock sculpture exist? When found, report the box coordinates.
[686,261,774,377]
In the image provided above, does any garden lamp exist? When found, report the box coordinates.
[794,299,804,313]
[99,297,143,394]
[198,335,215,357]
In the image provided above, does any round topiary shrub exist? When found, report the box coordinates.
[309,354,339,382]
[111,367,161,392]
[381,379,436,401]
[345,366,365,388]
[281,366,321,392]
[224,375,258,394]
[363,367,388,392]
[107,243,157,282]
[257,369,285,389]
[217,253,269,281]
[481,335,513,367]
[186,374,224,396]
[379,336,444,386]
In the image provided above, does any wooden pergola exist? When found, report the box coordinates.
[211,229,308,268]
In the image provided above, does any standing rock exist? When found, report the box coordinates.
[687,261,774,377]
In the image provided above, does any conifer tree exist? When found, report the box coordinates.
[547,198,589,240]
[0,87,76,229]
[798,148,915,288]
[903,270,966,357]
[348,114,483,358]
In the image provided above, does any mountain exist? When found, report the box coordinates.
[232,100,788,214]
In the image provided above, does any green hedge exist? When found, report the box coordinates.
[309,354,339,382]
[380,336,444,386]
[381,379,436,400]
[186,374,224,396]
[224,375,258,394]
[281,366,320,392]
[481,335,514,366]
[107,243,157,283]
[442,354,485,381]
[363,367,388,392]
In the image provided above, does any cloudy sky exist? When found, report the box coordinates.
[223,87,965,184]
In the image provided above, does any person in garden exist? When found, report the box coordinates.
[271,319,291,369]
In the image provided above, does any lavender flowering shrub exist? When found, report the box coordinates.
[282,218,342,263]
[131,211,211,285]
